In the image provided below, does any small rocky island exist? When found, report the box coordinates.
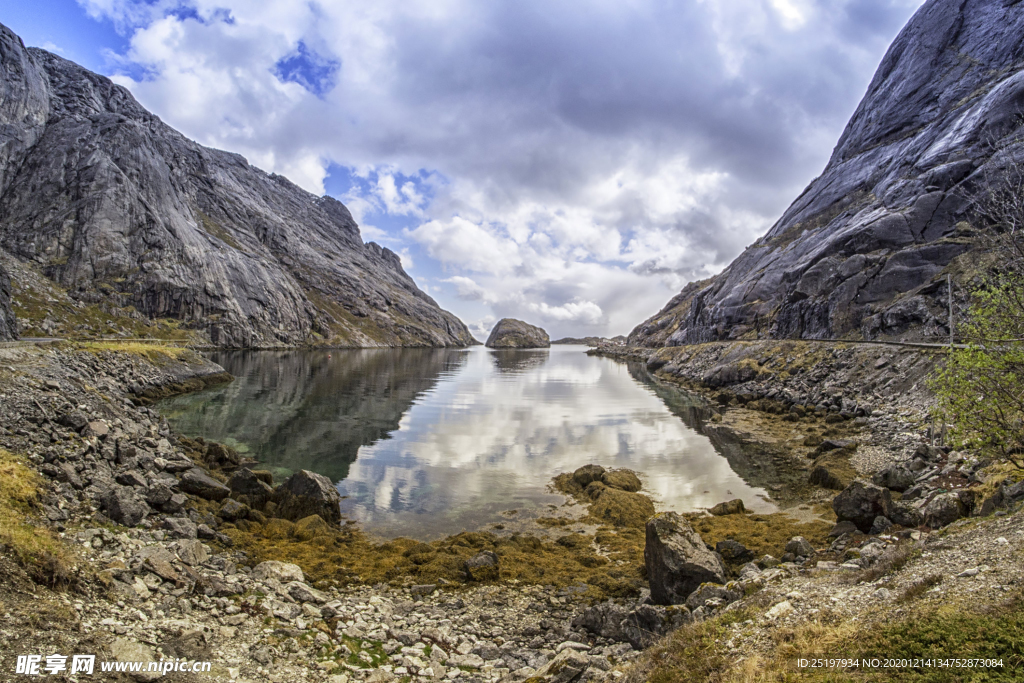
[484,318,551,348]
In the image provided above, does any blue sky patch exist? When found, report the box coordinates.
[274,41,339,97]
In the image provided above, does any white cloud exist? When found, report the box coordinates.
[77,0,926,338]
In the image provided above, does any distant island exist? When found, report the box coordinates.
[551,335,627,347]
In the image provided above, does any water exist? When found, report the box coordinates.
[157,346,777,539]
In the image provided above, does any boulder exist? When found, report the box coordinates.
[890,501,923,528]
[465,551,499,581]
[219,498,249,522]
[180,468,231,501]
[602,469,642,492]
[645,512,727,605]
[253,561,305,583]
[923,492,966,528]
[708,499,745,516]
[809,465,845,490]
[484,318,550,348]
[102,486,150,526]
[526,648,589,682]
[272,470,342,525]
[619,604,691,649]
[832,481,894,533]
[228,468,275,508]
[571,464,606,488]
[286,581,329,604]
[828,520,859,538]
[174,539,209,566]
[872,464,916,492]
[715,539,754,565]
[685,583,741,611]
[870,515,894,535]
[784,536,814,558]
[162,517,198,539]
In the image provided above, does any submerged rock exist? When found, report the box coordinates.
[484,318,550,348]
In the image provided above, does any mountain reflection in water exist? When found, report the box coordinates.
[159,346,776,540]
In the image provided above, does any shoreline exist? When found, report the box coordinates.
[1,340,1022,682]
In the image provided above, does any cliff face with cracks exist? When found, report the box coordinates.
[0,23,475,348]
[632,0,1024,347]
[0,262,15,340]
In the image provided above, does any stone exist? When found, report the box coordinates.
[484,318,550,348]
[525,648,589,682]
[287,581,329,604]
[601,469,642,492]
[870,515,894,535]
[115,470,148,488]
[162,517,198,539]
[179,468,231,501]
[872,464,916,492]
[83,420,110,439]
[174,539,209,566]
[465,551,499,581]
[784,536,814,558]
[828,520,858,538]
[272,470,342,525]
[765,601,794,620]
[108,637,160,681]
[145,482,174,507]
[923,492,966,528]
[708,499,746,516]
[890,501,923,528]
[715,539,755,565]
[685,583,740,611]
[227,467,275,508]
[809,466,845,490]
[832,481,894,533]
[218,498,249,522]
[102,486,150,527]
[645,511,727,605]
[252,560,305,583]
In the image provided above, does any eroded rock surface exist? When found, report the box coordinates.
[0,23,474,348]
[631,0,1024,346]
[485,319,551,348]
[644,512,727,605]
[0,262,15,340]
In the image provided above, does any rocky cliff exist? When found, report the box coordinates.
[485,318,550,348]
[0,23,475,348]
[0,262,15,340]
[631,0,1024,347]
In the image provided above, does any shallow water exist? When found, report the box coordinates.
[157,346,776,539]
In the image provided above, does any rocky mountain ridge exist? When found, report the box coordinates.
[631,0,1024,347]
[0,23,475,348]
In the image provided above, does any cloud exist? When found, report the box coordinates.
[76,0,926,338]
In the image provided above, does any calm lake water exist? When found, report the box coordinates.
[157,346,776,539]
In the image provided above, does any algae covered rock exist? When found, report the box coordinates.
[272,469,343,525]
[464,550,499,581]
[601,469,642,492]
[484,318,550,348]
[709,499,746,516]
[645,511,726,605]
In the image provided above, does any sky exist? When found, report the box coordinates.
[2,0,926,341]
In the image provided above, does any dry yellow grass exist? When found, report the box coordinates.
[0,448,78,587]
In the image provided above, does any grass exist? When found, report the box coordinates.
[839,542,919,585]
[898,574,943,603]
[76,341,194,364]
[689,512,832,562]
[0,448,78,588]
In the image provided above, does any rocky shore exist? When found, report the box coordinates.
[1,340,1023,682]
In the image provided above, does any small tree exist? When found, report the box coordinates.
[934,145,1024,464]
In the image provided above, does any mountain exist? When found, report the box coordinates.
[0,262,13,340]
[0,23,475,348]
[631,0,1024,347]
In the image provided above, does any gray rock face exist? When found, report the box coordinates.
[272,469,342,525]
[228,468,274,509]
[644,511,727,605]
[484,318,550,348]
[631,0,1024,346]
[102,485,150,526]
[832,481,894,533]
[0,263,15,340]
[179,468,231,501]
[0,23,474,348]
[923,491,966,528]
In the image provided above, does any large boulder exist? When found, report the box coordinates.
[228,468,274,508]
[872,464,917,492]
[272,470,342,525]
[102,486,150,526]
[484,318,550,348]
[923,492,966,528]
[645,512,727,605]
[252,560,304,583]
[179,468,231,501]
[832,481,894,533]
[526,648,589,682]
